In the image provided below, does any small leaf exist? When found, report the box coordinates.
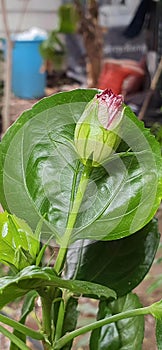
[150,299,162,320]
[0,265,116,309]
[0,212,40,270]
[156,319,162,349]
[90,293,144,350]
[21,290,38,322]
[10,215,40,258]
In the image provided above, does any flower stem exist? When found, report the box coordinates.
[54,164,92,274]
[54,305,151,349]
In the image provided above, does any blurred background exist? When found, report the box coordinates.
[0,0,162,134]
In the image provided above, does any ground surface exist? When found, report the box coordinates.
[0,89,162,350]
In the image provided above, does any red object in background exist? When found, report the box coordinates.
[98,59,145,95]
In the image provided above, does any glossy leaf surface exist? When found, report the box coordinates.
[0,90,162,244]
[90,293,144,350]
[65,219,159,296]
[0,265,116,309]
[0,212,40,270]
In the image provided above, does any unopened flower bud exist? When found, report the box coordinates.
[74,89,125,167]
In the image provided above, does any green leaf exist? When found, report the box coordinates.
[90,293,144,350]
[0,89,97,242]
[21,290,38,323]
[62,297,79,350]
[156,319,162,349]
[0,265,116,309]
[0,89,162,243]
[65,219,160,296]
[0,212,40,270]
[90,302,120,350]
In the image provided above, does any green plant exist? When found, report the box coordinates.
[39,3,79,73]
[0,88,162,349]
[39,31,66,71]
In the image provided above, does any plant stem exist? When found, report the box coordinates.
[0,313,45,340]
[54,165,92,274]
[52,165,92,346]
[54,305,151,349]
[0,324,31,350]
[41,296,53,349]
[55,298,65,341]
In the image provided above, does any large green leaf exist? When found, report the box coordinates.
[0,89,162,244]
[0,265,116,309]
[0,90,96,242]
[65,219,160,296]
[90,293,144,350]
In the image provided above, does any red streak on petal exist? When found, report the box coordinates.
[97,89,123,106]
[96,89,124,129]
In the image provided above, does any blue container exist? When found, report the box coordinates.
[12,40,46,99]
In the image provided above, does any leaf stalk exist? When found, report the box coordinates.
[54,305,151,349]
[0,313,44,340]
[0,324,31,350]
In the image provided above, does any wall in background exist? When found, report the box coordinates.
[99,0,141,28]
[0,0,61,37]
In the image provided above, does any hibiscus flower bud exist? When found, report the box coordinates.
[74,89,125,167]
